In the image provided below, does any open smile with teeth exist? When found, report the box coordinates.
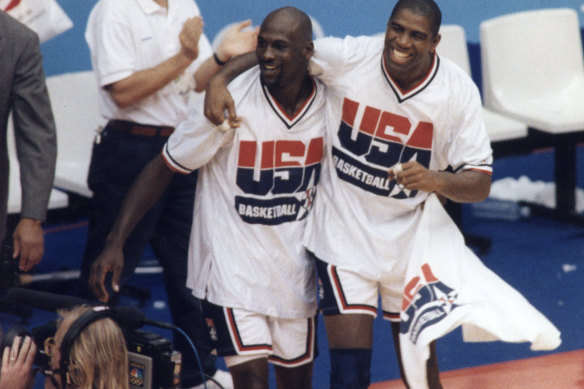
[262,64,278,72]
[392,48,411,59]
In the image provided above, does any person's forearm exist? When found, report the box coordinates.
[105,155,175,248]
[107,53,194,108]
[195,18,258,92]
[210,52,258,87]
[193,55,223,92]
[434,170,491,203]
[204,52,258,125]
[195,51,259,92]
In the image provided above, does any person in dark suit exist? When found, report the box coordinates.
[0,11,57,272]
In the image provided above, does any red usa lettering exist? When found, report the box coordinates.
[238,138,323,169]
[338,97,433,168]
[401,263,439,311]
[236,137,324,196]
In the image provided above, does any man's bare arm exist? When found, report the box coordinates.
[89,155,175,302]
[204,52,258,126]
[390,161,491,203]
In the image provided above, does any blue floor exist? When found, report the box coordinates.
[1,147,583,388]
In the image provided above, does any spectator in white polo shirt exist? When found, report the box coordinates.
[81,1,257,388]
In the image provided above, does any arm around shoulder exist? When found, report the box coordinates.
[193,20,258,92]
[204,52,258,126]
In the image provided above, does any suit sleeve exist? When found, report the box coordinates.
[11,31,57,221]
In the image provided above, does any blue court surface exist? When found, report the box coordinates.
[1,147,583,389]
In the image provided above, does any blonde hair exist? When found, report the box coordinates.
[58,306,129,389]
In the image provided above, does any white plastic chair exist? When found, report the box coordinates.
[436,25,471,74]
[46,71,106,198]
[481,8,584,133]
[435,25,527,252]
[481,9,584,219]
[437,25,528,143]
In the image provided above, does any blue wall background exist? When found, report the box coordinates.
[41,1,584,78]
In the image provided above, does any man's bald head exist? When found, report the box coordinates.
[261,6,313,45]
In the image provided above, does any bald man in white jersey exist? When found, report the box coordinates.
[91,7,328,389]
[83,1,258,387]
[204,1,492,388]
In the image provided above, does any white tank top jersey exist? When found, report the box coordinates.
[163,67,327,319]
[304,36,493,280]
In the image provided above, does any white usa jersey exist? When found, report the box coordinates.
[304,36,493,280]
[163,67,327,319]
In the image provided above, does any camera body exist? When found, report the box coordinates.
[0,324,181,389]
[126,329,182,389]
[1,254,182,388]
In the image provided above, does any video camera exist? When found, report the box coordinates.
[127,329,182,389]
[1,288,182,389]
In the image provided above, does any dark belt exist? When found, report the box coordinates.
[108,119,174,137]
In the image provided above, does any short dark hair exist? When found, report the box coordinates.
[390,0,442,36]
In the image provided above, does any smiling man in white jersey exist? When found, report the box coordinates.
[303,2,491,387]
[82,1,259,387]
[91,7,328,389]
[203,0,493,388]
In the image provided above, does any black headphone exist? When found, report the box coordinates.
[58,306,114,387]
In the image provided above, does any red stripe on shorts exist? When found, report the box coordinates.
[226,308,272,353]
[330,265,377,314]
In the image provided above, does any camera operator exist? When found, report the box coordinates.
[0,333,37,389]
[43,305,129,389]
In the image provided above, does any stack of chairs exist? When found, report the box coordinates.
[480,8,584,224]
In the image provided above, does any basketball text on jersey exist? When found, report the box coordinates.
[400,263,460,344]
[235,137,323,225]
[334,97,433,198]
